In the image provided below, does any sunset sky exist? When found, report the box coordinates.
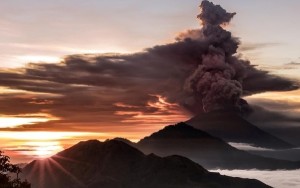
[1,0,300,163]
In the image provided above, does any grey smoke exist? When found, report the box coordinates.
[181,1,297,113]
[183,1,247,112]
[198,0,236,26]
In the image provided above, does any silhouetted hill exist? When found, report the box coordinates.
[137,123,300,170]
[111,137,135,145]
[22,140,271,188]
[186,111,293,149]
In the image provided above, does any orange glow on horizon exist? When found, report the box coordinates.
[0,117,49,128]
[21,141,64,158]
[246,89,300,103]
[0,131,104,140]
[0,113,59,128]
[0,131,106,163]
[115,95,190,127]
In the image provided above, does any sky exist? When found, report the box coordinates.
[0,0,300,163]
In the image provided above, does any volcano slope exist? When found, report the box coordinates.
[136,123,300,170]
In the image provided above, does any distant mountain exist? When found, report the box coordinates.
[186,111,293,149]
[136,123,300,170]
[21,140,271,188]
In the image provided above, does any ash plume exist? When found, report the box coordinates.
[179,1,297,113]
[183,0,245,112]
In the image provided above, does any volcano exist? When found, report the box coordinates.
[136,123,300,170]
[186,111,293,149]
[21,140,271,188]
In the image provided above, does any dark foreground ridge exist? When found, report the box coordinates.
[22,140,271,188]
[137,123,300,170]
[186,111,294,149]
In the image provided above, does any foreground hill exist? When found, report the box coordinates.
[136,123,300,170]
[22,140,271,188]
[186,111,293,149]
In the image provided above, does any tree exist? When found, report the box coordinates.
[0,151,31,188]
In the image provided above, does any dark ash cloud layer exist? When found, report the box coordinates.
[246,99,300,146]
[286,62,300,66]
[0,1,298,131]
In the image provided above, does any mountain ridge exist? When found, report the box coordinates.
[136,123,300,170]
[22,139,271,188]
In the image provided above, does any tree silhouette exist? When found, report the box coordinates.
[0,151,30,188]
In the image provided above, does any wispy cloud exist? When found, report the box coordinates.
[239,42,281,52]
[228,142,275,151]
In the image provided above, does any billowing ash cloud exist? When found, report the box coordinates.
[180,0,297,113]
[0,1,298,131]
[198,0,236,26]
[182,1,252,112]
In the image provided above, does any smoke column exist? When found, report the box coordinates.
[184,1,249,112]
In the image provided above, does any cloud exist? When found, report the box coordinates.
[259,61,300,71]
[285,62,300,66]
[283,61,300,70]
[242,69,298,95]
[0,1,298,133]
[212,169,300,188]
[239,42,280,52]
[228,142,275,151]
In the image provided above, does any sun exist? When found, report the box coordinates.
[25,141,64,158]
